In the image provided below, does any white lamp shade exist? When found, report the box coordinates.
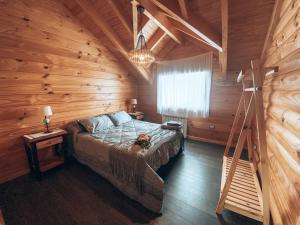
[129,99,137,105]
[43,106,53,116]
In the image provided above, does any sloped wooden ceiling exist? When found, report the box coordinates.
[164,0,275,72]
[64,0,274,79]
[228,0,275,71]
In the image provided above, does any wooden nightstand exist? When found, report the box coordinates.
[0,209,5,225]
[128,112,144,120]
[23,129,67,180]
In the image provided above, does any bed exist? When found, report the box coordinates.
[66,112,184,213]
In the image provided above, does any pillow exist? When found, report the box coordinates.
[78,115,114,133]
[108,111,132,126]
[78,117,97,133]
[94,115,114,132]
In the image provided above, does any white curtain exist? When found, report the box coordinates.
[157,52,213,118]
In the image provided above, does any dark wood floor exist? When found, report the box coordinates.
[0,140,261,225]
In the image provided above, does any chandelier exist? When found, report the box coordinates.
[129,5,155,68]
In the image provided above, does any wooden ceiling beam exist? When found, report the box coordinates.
[177,0,188,20]
[106,0,133,37]
[219,0,228,76]
[149,0,222,51]
[171,20,216,52]
[138,0,183,44]
[147,29,167,51]
[73,0,150,81]
[131,0,138,47]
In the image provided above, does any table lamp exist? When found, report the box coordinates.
[43,105,53,133]
[129,99,137,113]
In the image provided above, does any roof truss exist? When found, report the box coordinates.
[219,0,228,76]
[137,0,183,44]
[147,29,167,51]
[64,0,226,81]
[177,0,188,20]
[68,0,151,81]
[131,0,138,47]
[148,0,222,51]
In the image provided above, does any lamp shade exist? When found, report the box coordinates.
[43,105,53,117]
[129,99,137,105]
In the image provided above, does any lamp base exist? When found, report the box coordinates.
[44,130,53,134]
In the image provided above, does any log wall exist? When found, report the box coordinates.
[0,0,137,183]
[260,0,300,224]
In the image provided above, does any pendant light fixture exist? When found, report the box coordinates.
[129,5,155,68]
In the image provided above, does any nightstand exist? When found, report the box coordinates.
[0,209,5,225]
[23,128,67,180]
[128,112,144,120]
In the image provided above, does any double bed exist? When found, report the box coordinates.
[66,112,184,213]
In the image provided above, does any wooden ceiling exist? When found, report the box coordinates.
[63,0,275,80]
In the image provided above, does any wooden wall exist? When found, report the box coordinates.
[259,0,300,224]
[138,40,243,145]
[0,0,137,183]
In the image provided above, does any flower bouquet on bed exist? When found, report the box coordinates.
[135,134,152,149]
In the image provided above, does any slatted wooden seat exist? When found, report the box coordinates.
[221,156,263,222]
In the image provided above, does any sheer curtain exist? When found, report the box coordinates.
[157,52,212,118]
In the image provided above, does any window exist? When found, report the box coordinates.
[157,53,212,118]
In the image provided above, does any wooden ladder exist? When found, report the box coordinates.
[216,59,272,225]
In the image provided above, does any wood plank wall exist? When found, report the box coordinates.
[257,0,300,224]
[138,42,242,145]
[0,0,137,183]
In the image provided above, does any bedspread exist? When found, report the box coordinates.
[66,119,184,213]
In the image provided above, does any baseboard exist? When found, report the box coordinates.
[187,135,230,146]
[187,135,240,149]
[187,135,227,146]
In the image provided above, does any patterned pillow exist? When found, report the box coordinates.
[108,111,132,126]
[78,115,114,133]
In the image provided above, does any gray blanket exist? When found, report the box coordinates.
[108,141,146,193]
[67,119,184,212]
[106,123,182,193]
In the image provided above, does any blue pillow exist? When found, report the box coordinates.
[108,111,132,126]
[78,115,114,133]
[94,115,114,132]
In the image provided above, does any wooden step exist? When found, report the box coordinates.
[220,156,263,222]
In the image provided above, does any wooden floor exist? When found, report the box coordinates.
[0,140,261,225]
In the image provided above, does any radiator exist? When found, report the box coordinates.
[162,114,187,138]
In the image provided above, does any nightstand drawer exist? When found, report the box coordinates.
[36,136,63,150]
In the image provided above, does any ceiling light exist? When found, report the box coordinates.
[129,5,155,68]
